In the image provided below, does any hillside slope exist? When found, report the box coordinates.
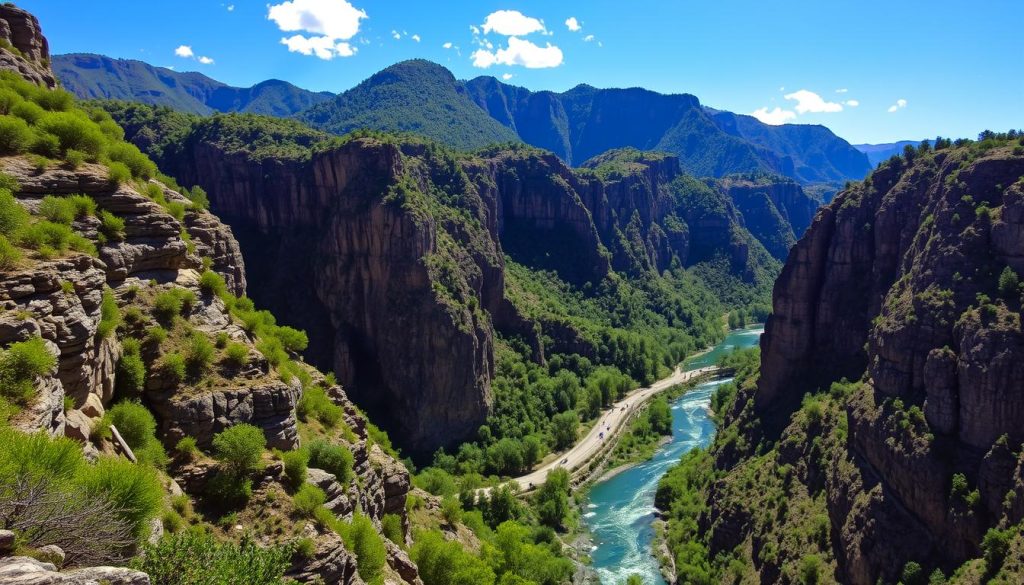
[53,53,333,116]
[657,134,1024,584]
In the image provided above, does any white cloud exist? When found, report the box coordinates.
[198,56,215,64]
[392,30,401,40]
[751,107,797,125]
[469,24,480,35]
[565,17,581,32]
[887,98,907,113]
[583,34,595,42]
[280,35,356,59]
[174,45,194,58]
[412,34,421,42]
[443,42,453,49]
[481,10,546,36]
[268,0,367,60]
[784,89,843,114]
[471,36,563,69]
[844,99,859,107]
[835,88,848,93]
[227,4,234,11]
[502,73,513,80]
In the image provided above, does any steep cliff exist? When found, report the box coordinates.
[0,4,55,88]
[659,135,1024,584]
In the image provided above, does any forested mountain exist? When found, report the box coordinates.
[53,53,333,116]
[855,139,924,166]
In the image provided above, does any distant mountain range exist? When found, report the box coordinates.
[53,55,872,184]
[853,140,924,166]
[53,53,333,116]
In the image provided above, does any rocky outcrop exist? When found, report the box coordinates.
[0,556,150,585]
[742,141,1024,582]
[719,174,820,260]
[0,4,56,88]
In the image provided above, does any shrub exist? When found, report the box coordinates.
[999,266,1020,298]
[205,472,253,509]
[292,483,326,517]
[381,513,404,546]
[116,339,146,399]
[0,115,33,153]
[184,332,214,378]
[0,233,20,269]
[162,509,185,533]
[198,270,226,296]
[214,331,229,348]
[152,289,187,323]
[307,439,353,484]
[166,201,186,222]
[76,456,164,538]
[11,100,44,125]
[223,342,250,368]
[161,353,186,384]
[0,188,27,236]
[275,326,308,353]
[34,88,74,112]
[145,326,168,346]
[293,536,316,560]
[106,142,156,180]
[212,423,266,476]
[982,527,1013,575]
[37,111,105,157]
[0,336,56,404]
[63,148,86,169]
[105,401,157,449]
[295,385,342,427]
[187,185,210,210]
[133,529,292,585]
[39,195,76,224]
[175,436,200,461]
[281,448,308,489]
[107,161,131,184]
[798,554,822,585]
[98,210,125,241]
[339,513,386,583]
[97,289,120,338]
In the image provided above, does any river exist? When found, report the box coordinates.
[583,325,764,585]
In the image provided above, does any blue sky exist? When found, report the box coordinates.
[22,0,1024,144]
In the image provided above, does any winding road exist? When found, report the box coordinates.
[497,364,721,493]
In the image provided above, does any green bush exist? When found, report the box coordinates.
[97,289,120,338]
[0,336,56,404]
[107,161,131,184]
[116,338,146,399]
[145,325,168,346]
[106,141,156,179]
[166,201,186,221]
[97,210,125,241]
[205,471,252,509]
[292,483,326,517]
[34,88,75,112]
[37,111,105,157]
[281,448,308,489]
[39,195,76,224]
[187,185,210,210]
[0,233,19,269]
[0,188,28,236]
[106,401,157,450]
[381,513,404,546]
[18,219,95,257]
[76,455,164,538]
[161,353,186,384]
[212,423,266,476]
[339,513,386,583]
[275,326,308,353]
[223,342,249,368]
[295,385,343,427]
[10,100,44,124]
[0,115,33,153]
[152,289,192,323]
[998,266,1020,298]
[175,436,200,461]
[184,332,214,378]
[412,529,496,585]
[133,529,292,585]
[198,270,226,296]
[307,439,353,484]
[0,426,83,480]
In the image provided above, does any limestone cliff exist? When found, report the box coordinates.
[0,4,55,88]
[689,137,1024,584]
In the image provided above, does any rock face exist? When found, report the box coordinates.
[148,134,776,457]
[737,141,1024,582]
[0,556,150,585]
[0,4,56,88]
[719,174,820,260]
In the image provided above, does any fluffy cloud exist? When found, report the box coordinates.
[481,10,546,36]
[751,107,797,125]
[844,99,859,107]
[412,34,421,42]
[174,45,194,58]
[197,56,215,65]
[443,42,453,49]
[280,35,356,59]
[392,30,401,40]
[502,73,513,80]
[583,34,595,42]
[784,89,843,114]
[887,98,908,113]
[471,36,563,69]
[268,0,366,60]
[227,4,234,11]
[565,17,581,32]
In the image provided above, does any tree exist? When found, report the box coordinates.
[534,468,570,529]
[648,396,673,436]
[212,424,266,476]
[998,266,1019,298]
[550,411,578,450]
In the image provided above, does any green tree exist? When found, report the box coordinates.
[648,396,672,435]
[534,468,570,529]
[998,266,1020,298]
[550,410,578,450]
[212,424,266,476]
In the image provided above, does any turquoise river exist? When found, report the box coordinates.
[584,325,764,584]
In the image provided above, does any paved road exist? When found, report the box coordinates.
[498,364,720,493]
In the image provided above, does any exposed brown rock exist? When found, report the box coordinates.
[0,4,56,88]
